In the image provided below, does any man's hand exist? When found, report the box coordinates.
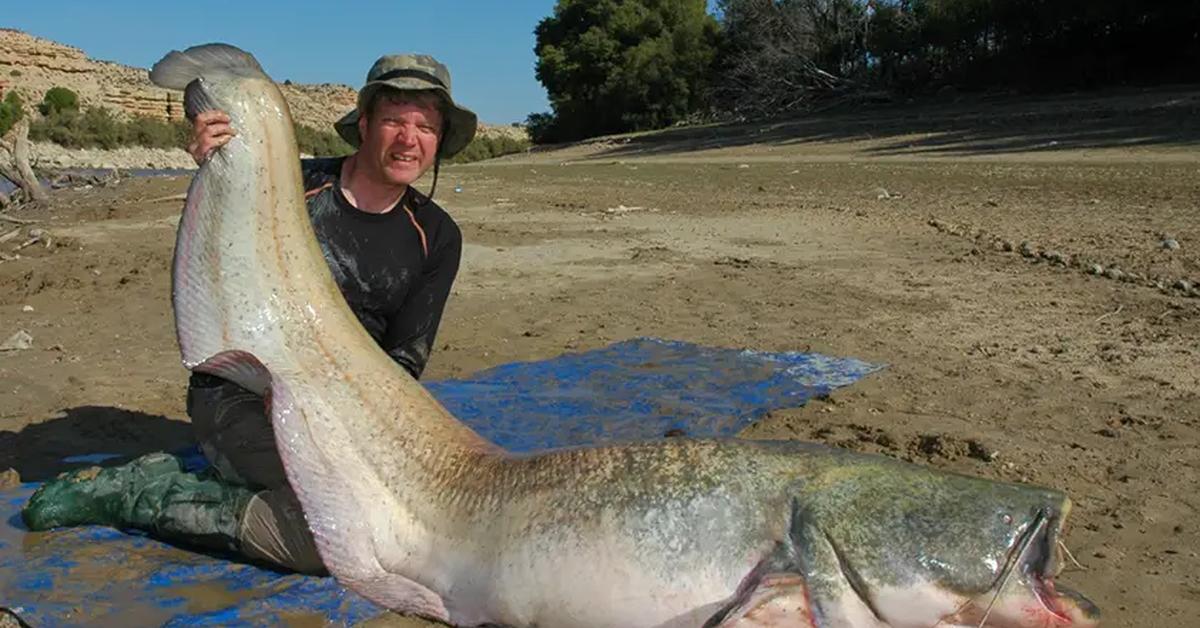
[188,110,237,165]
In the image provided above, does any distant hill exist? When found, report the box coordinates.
[0,29,524,140]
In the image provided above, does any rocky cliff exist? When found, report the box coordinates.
[1,29,525,170]
[2,29,377,132]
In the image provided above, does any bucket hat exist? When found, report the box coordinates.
[334,53,477,158]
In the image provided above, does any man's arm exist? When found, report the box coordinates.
[381,220,463,379]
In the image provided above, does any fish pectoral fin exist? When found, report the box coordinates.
[194,350,271,396]
[708,573,817,628]
[266,372,450,622]
[344,571,449,623]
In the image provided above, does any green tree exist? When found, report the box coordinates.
[0,92,24,136]
[39,86,80,116]
[531,0,720,142]
[713,0,1200,117]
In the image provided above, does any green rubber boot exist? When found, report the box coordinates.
[22,452,255,553]
[22,452,186,531]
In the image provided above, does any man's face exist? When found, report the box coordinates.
[357,94,442,187]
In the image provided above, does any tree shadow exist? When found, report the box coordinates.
[577,86,1200,160]
[0,406,195,483]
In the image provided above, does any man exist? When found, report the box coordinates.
[22,53,478,574]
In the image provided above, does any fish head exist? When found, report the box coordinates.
[808,462,1100,627]
[942,488,1101,628]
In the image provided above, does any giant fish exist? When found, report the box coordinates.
[150,43,1101,627]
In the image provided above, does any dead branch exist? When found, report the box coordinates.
[0,118,48,206]
[0,212,38,225]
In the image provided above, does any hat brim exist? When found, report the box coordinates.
[334,78,477,159]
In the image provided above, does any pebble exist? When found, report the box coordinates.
[1089,264,1105,275]
[1105,267,1125,281]
[1043,250,1068,266]
[0,468,19,490]
[1019,241,1037,258]
[22,305,33,312]
[1174,279,1193,292]
[1162,238,1180,250]
[0,329,33,352]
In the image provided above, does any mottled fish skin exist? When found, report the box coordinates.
[153,43,1101,628]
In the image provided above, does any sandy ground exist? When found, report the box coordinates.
[2,87,1199,627]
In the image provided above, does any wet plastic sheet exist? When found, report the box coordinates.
[0,337,881,626]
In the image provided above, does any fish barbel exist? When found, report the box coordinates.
[151,43,1101,627]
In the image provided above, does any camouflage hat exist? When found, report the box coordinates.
[334,53,477,159]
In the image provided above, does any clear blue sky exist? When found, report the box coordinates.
[6,1,561,124]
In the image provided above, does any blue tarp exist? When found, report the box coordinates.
[0,337,881,626]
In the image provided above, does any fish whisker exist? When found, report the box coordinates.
[977,509,1048,628]
[1058,539,1088,572]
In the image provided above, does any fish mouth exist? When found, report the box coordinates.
[1001,502,1101,626]
[1021,505,1065,588]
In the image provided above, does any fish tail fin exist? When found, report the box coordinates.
[150,43,269,119]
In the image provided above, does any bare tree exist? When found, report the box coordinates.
[0,117,48,206]
[714,0,869,119]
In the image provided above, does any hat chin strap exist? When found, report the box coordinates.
[416,156,440,207]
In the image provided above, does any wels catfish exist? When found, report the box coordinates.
[151,43,1101,627]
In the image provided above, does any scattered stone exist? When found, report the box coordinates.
[1018,241,1037,258]
[604,204,651,214]
[1043,250,1069,266]
[1105,267,1125,281]
[0,329,33,352]
[1162,238,1180,251]
[0,468,20,490]
[966,440,998,462]
[998,239,1014,252]
[21,305,33,312]
[1174,279,1193,292]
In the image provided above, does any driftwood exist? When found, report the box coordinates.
[0,118,48,206]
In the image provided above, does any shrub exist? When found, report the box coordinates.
[294,124,353,157]
[39,87,79,116]
[0,91,24,136]
[123,115,192,149]
[447,134,530,164]
[30,108,190,150]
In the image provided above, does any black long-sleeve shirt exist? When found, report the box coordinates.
[188,156,461,400]
[299,157,462,379]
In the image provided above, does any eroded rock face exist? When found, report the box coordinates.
[0,29,356,130]
[0,29,180,122]
[0,29,526,143]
